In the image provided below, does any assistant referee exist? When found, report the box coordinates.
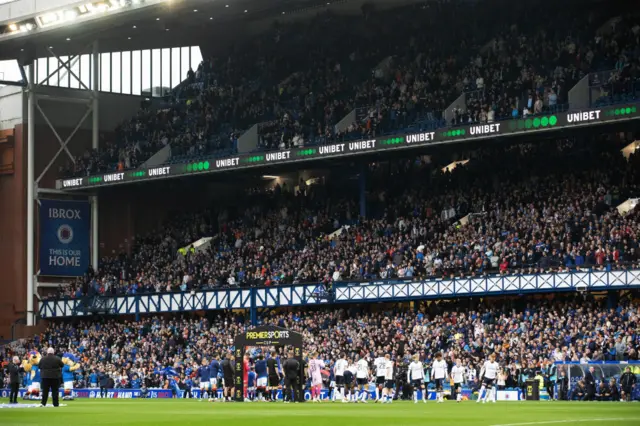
[40,347,64,407]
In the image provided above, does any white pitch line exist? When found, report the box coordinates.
[491,418,640,426]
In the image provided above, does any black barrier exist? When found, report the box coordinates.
[525,379,540,401]
[57,104,640,190]
[233,325,303,402]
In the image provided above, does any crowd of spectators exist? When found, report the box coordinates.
[254,0,514,148]
[589,17,640,107]
[452,1,640,124]
[50,130,640,299]
[61,62,212,177]
[61,56,257,177]
[3,293,639,397]
[256,0,640,143]
[10,0,640,405]
[61,0,640,177]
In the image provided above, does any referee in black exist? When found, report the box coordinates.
[221,353,235,402]
[39,347,64,407]
[282,352,300,403]
[266,351,280,401]
[5,356,23,404]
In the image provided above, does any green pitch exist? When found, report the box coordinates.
[0,400,639,426]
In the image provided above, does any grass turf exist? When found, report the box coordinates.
[0,400,639,426]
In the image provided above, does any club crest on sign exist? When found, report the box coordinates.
[57,224,74,244]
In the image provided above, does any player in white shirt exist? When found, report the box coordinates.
[355,356,370,403]
[382,354,395,404]
[373,351,387,402]
[333,353,348,402]
[478,353,499,403]
[431,352,449,403]
[451,359,467,402]
[407,354,427,403]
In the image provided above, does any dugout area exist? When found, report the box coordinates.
[233,325,303,402]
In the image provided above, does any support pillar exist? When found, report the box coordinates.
[359,163,366,219]
[91,41,100,271]
[250,289,257,326]
[606,290,619,310]
[27,63,35,326]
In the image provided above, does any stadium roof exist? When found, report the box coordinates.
[0,0,412,62]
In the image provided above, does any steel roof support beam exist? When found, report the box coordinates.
[18,62,27,85]
[57,55,81,87]
[39,54,77,87]
[36,188,93,196]
[0,79,27,87]
[34,100,92,184]
[91,41,100,272]
[40,42,94,91]
[26,62,35,326]
[25,40,102,323]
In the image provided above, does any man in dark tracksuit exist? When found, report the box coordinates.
[282,352,300,403]
[5,356,24,403]
[557,370,569,401]
[98,368,109,398]
[620,367,637,402]
[584,367,596,401]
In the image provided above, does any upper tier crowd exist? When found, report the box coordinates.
[61,0,640,178]
[2,294,639,396]
[52,130,640,299]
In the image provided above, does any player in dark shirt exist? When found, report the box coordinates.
[209,354,221,401]
[255,355,268,401]
[343,359,355,402]
[197,360,212,401]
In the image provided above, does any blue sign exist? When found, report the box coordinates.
[39,199,90,276]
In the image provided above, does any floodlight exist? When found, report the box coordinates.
[64,10,78,20]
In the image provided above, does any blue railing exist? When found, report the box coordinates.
[39,269,640,320]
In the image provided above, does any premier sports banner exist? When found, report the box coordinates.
[39,199,90,276]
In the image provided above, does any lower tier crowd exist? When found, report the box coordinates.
[2,293,639,401]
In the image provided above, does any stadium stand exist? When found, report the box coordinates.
[48,131,640,298]
[2,293,639,400]
[61,0,640,177]
[4,0,640,409]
